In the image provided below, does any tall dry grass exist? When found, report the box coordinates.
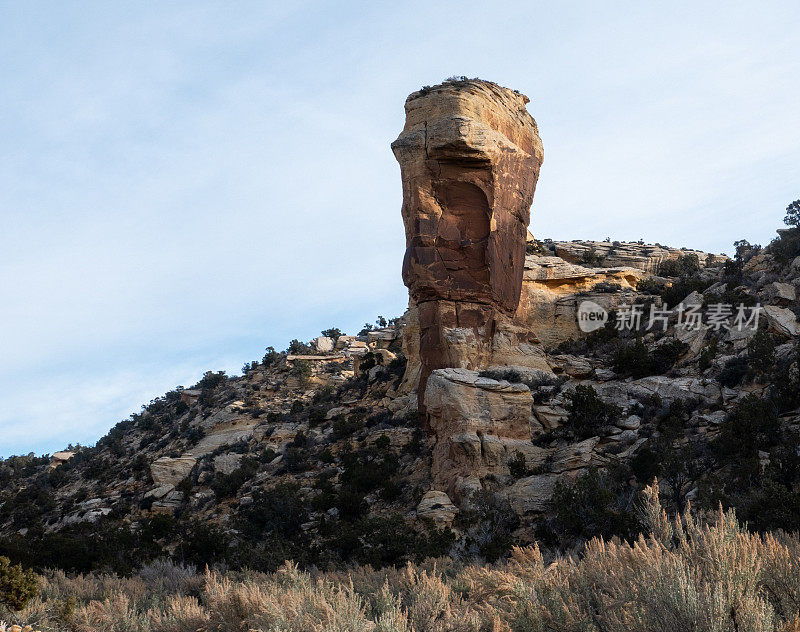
[2,481,800,631]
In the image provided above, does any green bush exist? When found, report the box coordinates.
[748,328,776,378]
[321,327,343,341]
[458,490,520,562]
[211,456,259,499]
[660,275,712,307]
[716,395,780,461]
[718,356,748,387]
[770,228,800,263]
[659,253,700,277]
[636,278,663,295]
[508,450,530,478]
[332,414,362,439]
[0,555,38,611]
[546,469,640,545]
[236,484,307,539]
[579,248,604,267]
[613,338,687,378]
[288,339,313,354]
[699,337,718,371]
[566,385,621,438]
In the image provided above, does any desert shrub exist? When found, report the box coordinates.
[195,370,226,391]
[630,446,660,484]
[579,248,604,267]
[716,395,780,462]
[724,257,744,281]
[593,281,622,293]
[0,556,38,611]
[748,328,776,377]
[358,352,379,373]
[196,371,227,407]
[718,355,749,387]
[321,327,343,341]
[236,484,307,540]
[241,360,259,374]
[284,431,311,473]
[544,469,639,546]
[659,274,712,307]
[458,490,520,562]
[698,336,718,371]
[176,522,231,569]
[138,558,198,596]
[307,405,327,427]
[210,456,259,499]
[636,277,663,295]
[566,385,621,438]
[772,357,800,413]
[335,489,368,521]
[339,449,399,494]
[526,239,549,255]
[613,338,687,378]
[478,367,523,383]
[289,360,312,384]
[770,227,800,263]
[9,483,800,632]
[508,450,530,478]
[287,339,313,355]
[659,253,700,277]
[332,414,362,439]
[386,354,407,378]
[262,346,279,367]
[374,434,391,450]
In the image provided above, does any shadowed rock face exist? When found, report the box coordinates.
[392,79,544,419]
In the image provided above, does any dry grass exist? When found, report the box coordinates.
[3,481,800,631]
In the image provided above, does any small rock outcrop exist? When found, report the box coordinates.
[424,367,541,488]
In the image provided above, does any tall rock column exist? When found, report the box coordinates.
[391,79,545,423]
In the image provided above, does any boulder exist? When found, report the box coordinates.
[764,305,800,337]
[213,453,243,475]
[50,451,74,468]
[551,437,602,472]
[507,475,559,514]
[416,491,458,527]
[425,368,534,486]
[312,336,334,352]
[617,415,641,430]
[532,404,568,429]
[150,456,196,487]
[764,282,795,305]
[593,376,721,407]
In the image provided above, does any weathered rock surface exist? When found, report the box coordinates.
[549,240,720,273]
[150,456,196,487]
[416,490,458,527]
[507,474,559,514]
[764,305,800,337]
[392,79,545,415]
[424,367,535,488]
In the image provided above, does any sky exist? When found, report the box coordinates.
[1,1,799,457]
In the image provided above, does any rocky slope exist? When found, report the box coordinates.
[2,235,798,575]
[2,76,797,576]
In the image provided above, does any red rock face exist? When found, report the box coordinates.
[392,79,544,421]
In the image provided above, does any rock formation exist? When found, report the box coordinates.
[391,78,545,420]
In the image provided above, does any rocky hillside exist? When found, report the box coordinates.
[2,233,799,575]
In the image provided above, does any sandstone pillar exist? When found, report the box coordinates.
[391,79,544,424]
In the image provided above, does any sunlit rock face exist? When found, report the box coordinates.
[391,79,545,419]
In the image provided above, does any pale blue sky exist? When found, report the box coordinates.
[2,1,799,457]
